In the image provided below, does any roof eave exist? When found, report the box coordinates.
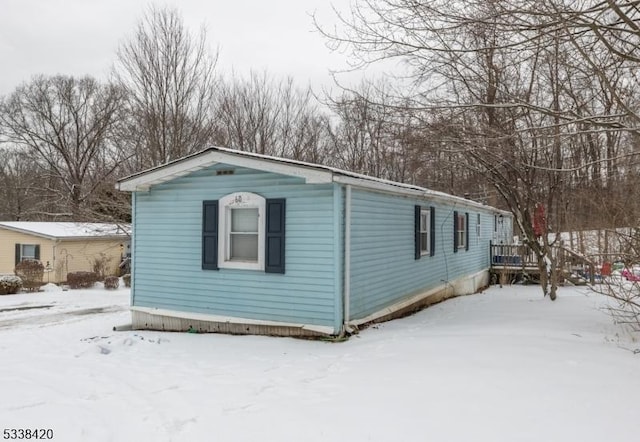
[117,149,333,192]
[0,225,57,241]
[333,175,511,214]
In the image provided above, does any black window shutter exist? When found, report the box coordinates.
[15,244,21,266]
[453,211,459,253]
[414,205,421,260]
[430,206,436,257]
[465,213,470,251]
[34,245,40,260]
[202,200,219,270]
[265,199,286,273]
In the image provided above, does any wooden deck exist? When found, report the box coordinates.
[490,243,540,284]
[490,242,595,285]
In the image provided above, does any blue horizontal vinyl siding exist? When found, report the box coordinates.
[131,164,338,330]
[349,189,497,320]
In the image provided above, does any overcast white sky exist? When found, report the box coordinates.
[0,0,354,95]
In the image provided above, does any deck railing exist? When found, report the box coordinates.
[490,242,596,284]
[490,243,538,268]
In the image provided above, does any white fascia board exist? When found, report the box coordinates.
[333,175,499,213]
[117,154,214,191]
[210,151,332,184]
[0,224,57,241]
[130,306,336,335]
[333,175,424,198]
[117,151,332,192]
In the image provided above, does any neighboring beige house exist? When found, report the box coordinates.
[0,222,130,283]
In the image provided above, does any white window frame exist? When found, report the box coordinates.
[218,192,265,270]
[457,213,466,250]
[420,208,430,256]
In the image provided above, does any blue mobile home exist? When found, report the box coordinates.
[117,147,513,337]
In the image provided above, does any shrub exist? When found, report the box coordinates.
[67,271,98,289]
[0,275,23,295]
[14,260,44,292]
[104,275,119,290]
[92,253,113,281]
[122,274,131,288]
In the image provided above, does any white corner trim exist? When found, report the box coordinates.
[130,306,336,335]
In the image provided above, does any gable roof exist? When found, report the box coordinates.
[117,146,509,213]
[0,222,130,240]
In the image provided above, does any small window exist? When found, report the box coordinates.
[219,192,265,270]
[457,213,466,250]
[415,205,435,259]
[476,214,481,244]
[420,209,430,255]
[230,208,259,261]
[21,244,37,260]
[15,243,40,266]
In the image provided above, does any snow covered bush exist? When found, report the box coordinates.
[104,275,119,290]
[0,275,22,295]
[67,271,98,289]
[122,274,131,288]
[14,260,44,292]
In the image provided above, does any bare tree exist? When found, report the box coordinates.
[215,71,331,162]
[114,6,219,171]
[0,75,126,219]
[318,0,640,299]
[0,148,46,220]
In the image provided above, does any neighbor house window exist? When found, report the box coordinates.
[15,243,40,265]
[453,211,469,252]
[218,192,265,270]
[21,245,37,260]
[415,205,435,259]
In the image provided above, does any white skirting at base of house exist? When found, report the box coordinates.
[130,269,489,337]
[349,269,489,329]
[130,306,336,337]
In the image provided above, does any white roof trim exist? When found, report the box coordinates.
[117,149,332,191]
[0,222,130,240]
[333,175,507,213]
[117,146,511,215]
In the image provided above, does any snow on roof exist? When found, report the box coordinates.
[117,146,511,214]
[0,222,130,240]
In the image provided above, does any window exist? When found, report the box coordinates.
[476,214,481,245]
[453,211,469,252]
[14,243,40,265]
[21,245,37,260]
[415,205,435,259]
[202,193,286,273]
[420,209,430,255]
[219,192,266,270]
[230,208,259,261]
[457,214,466,250]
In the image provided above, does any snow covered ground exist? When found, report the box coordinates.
[1,284,639,442]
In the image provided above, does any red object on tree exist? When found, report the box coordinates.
[533,203,546,237]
